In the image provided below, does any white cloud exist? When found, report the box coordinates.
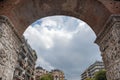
[41,19,57,29]
[24,18,78,49]
[36,56,54,71]
[24,16,102,80]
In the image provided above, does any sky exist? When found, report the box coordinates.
[23,16,102,80]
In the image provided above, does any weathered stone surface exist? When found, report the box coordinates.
[96,15,120,80]
[0,16,21,80]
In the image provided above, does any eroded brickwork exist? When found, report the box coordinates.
[96,15,120,80]
[0,16,22,80]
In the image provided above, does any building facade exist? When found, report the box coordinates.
[35,66,49,80]
[81,61,104,80]
[51,69,65,80]
[13,37,37,80]
[35,67,65,80]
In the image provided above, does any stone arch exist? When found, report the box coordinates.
[1,0,120,36]
[0,0,120,80]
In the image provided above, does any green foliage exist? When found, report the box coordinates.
[85,70,106,80]
[94,70,107,80]
[85,78,94,80]
[40,73,53,80]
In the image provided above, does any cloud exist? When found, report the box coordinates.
[36,56,54,71]
[23,16,102,80]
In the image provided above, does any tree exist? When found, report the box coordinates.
[40,73,53,80]
[85,78,94,80]
[94,70,107,80]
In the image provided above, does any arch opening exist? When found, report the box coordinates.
[23,15,102,80]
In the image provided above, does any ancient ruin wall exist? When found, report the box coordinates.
[0,16,22,80]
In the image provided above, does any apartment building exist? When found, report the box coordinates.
[51,69,65,80]
[81,61,105,80]
[13,37,37,80]
[35,66,49,80]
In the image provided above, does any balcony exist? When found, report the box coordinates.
[15,64,24,71]
[26,72,34,78]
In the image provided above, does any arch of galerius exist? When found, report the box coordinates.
[0,0,120,80]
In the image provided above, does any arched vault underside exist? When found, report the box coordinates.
[0,0,120,36]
